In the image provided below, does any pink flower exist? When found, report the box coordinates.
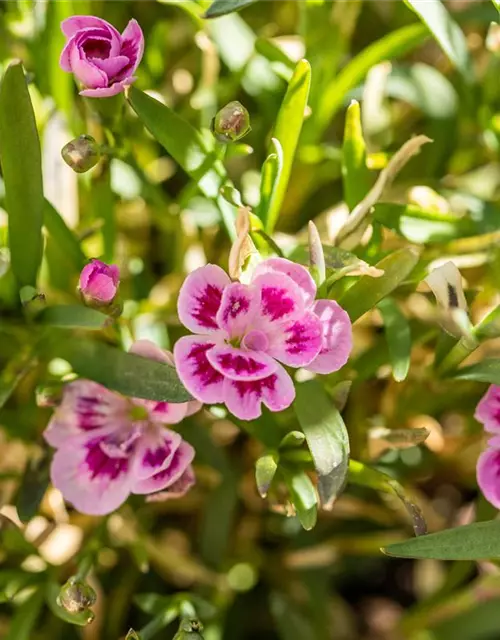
[173,258,352,420]
[475,385,500,509]
[43,340,200,516]
[60,15,144,98]
[79,259,120,305]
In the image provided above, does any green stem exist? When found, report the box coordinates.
[139,609,178,640]
[436,334,479,376]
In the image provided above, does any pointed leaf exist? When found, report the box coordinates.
[282,468,318,531]
[338,247,420,322]
[255,452,278,498]
[453,359,500,384]
[383,520,500,560]
[342,100,371,211]
[49,337,192,402]
[205,0,258,18]
[128,87,227,200]
[295,380,349,509]
[377,297,411,382]
[0,61,44,288]
[43,200,85,273]
[404,0,472,80]
[264,60,311,233]
[257,137,283,223]
[37,306,108,330]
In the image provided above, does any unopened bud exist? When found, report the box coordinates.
[61,135,101,173]
[125,630,140,640]
[174,619,205,639]
[211,101,250,143]
[79,259,120,307]
[57,577,96,615]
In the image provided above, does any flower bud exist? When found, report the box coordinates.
[61,135,101,173]
[57,577,97,615]
[79,259,120,306]
[125,631,140,640]
[211,101,251,143]
[174,619,205,639]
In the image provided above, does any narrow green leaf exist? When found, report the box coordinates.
[37,305,108,330]
[342,100,371,211]
[310,23,428,142]
[404,0,472,80]
[295,380,349,509]
[45,583,94,626]
[373,202,474,244]
[6,588,44,640]
[349,460,427,536]
[204,0,257,19]
[50,337,192,402]
[264,60,311,233]
[282,468,318,530]
[377,297,411,382]
[453,359,500,384]
[0,61,44,288]
[128,87,226,200]
[383,520,500,560]
[257,137,283,223]
[43,200,85,273]
[255,452,278,498]
[338,247,420,322]
[16,450,51,522]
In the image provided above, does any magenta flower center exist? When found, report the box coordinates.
[242,330,269,352]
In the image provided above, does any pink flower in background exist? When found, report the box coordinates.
[475,384,500,509]
[44,340,199,516]
[174,258,352,420]
[60,15,144,97]
[79,259,120,305]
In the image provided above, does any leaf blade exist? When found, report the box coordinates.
[204,0,258,18]
[264,59,311,233]
[0,61,44,288]
[383,520,500,560]
[377,297,412,382]
[295,380,350,509]
[342,100,371,211]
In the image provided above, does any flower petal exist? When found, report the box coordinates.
[133,426,182,480]
[50,438,133,515]
[475,385,500,433]
[177,264,230,334]
[174,336,225,404]
[216,282,259,338]
[252,272,305,327]
[43,380,128,448]
[117,18,145,78]
[223,364,295,420]
[267,311,323,367]
[79,81,130,98]
[207,345,277,381]
[146,466,195,502]
[70,44,108,88]
[61,16,121,40]
[306,300,353,374]
[91,55,130,80]
[131,441,195,495]
[477,447,500,509]
[252,258,317,307]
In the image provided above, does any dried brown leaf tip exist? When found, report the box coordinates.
[228,207,257,280]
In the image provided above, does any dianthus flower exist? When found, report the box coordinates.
[44,340,199,515]
[475,384,500,508]
[60,16,144,97]
[174,258,352,420]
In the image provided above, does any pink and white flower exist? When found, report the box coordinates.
[173,258,352,421]
[60,15,144,97]
[43,340,199,516]
[475,384,500,509]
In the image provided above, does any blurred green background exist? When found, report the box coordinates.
[2,0,500,639]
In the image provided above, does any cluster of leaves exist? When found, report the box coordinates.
[2,0,500,639]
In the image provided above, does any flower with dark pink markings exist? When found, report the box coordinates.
[475,385,500,509]
[60,15,144,97]
[43,340,200,516]
[173,258,352,420]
